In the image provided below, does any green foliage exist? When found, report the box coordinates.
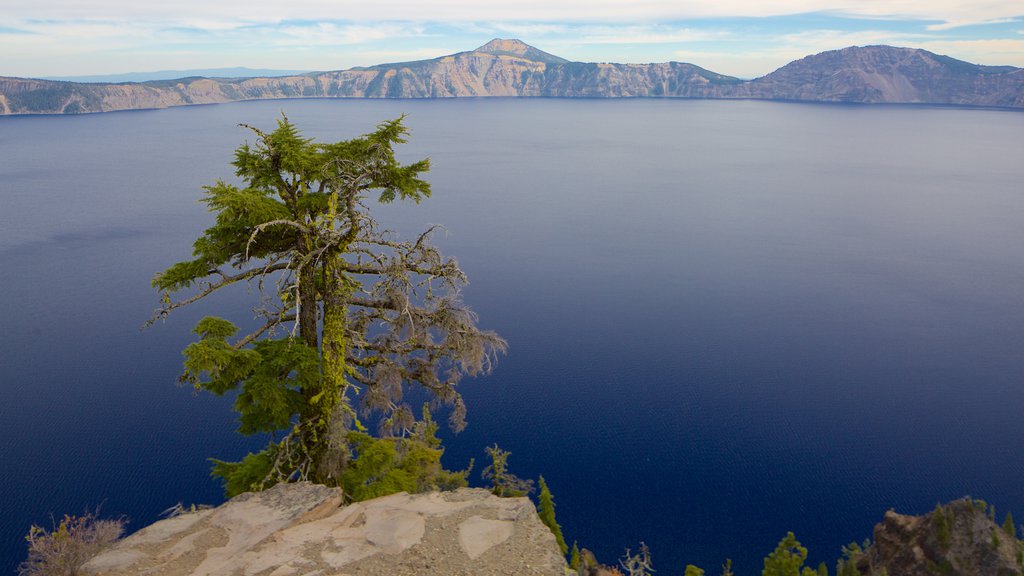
[340,432,416,500]
[570,542,581,570]
[1004,511,1016,539]
[763,532,815,576]
[685,565,706,576]
[836,540,866,576]
[537,476,568,555]
[816,562,828,576]
[836,560,860,576]
[211,450,274,498]
[932,504,952,549]
[991,529,1001,549]
[721,559,735,576]
[153,115,504,496]
[340,407,470,501]
[482,444,534,497]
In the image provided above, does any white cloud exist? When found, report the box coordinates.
[0,19,437,76]
[674,29,921,77]
[486,23,572,37]
[270,23,427,47]
[778,28,931,48]
[5,2,1023,77]
[913,38,1024,65]
[8,0,1024,30]
[576,26,732,44]
[926,18,1019,31]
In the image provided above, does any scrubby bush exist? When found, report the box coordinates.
[482,444,533,497]
[19,512,124,576]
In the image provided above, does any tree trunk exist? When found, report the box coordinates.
[311,249,351,483]
[298,234,319,351]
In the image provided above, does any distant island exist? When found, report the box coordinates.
[1,38,1022,115]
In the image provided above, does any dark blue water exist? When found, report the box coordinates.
[2,98,1023,574]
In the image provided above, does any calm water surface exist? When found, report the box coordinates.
[1,98,1024,574]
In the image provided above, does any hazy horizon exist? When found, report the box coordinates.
[2,1,1022,79]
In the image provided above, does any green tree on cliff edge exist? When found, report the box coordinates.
[537,476,568,555]
[763,532,824,576]
[151,116,505,496]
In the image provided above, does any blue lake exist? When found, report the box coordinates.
[2,98,1024,574]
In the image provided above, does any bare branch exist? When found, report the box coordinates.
[245,219,311,261]
[146,262,290,326]
[233,313,297,349]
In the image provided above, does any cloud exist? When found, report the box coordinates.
[268,22,427,47]
[926,18,1019,31]
[777,28,931,48]
[0,26,35,35]
[6,2,1024,77]
[671,26,1024,77]
[913,38,1024,64]
[483,23,732,44]
[9,0,1024,31]
[575,26,733,45]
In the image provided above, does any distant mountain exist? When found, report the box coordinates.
[41,67,312,83]
[1,40,1021,115]
[744,45,1024,107]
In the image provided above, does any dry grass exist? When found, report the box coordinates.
[18,512,124,576]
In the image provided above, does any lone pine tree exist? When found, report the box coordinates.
[537,476,568,555]
[151,116,505,496]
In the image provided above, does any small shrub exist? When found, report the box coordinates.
[481,444,533,497]
[340,406,472,502]
[932,504,952,549]
[1003,512,1016,539]
[19,512,124,576]
[570,542,581,570]
[620,542,654,576]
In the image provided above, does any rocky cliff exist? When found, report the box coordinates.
[81,482,567,576]
[72,488,1024,576]
[4,39,1021,115]
[848,498,1024,576]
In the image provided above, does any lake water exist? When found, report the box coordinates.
[2,98,1024,574]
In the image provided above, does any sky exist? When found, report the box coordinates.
[2,0,1023,79]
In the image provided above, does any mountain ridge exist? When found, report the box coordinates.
[41,67,312,84]
[2,39,1022,114]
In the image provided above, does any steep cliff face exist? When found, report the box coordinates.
[2,39,1022,114]
[850,498,1024,576]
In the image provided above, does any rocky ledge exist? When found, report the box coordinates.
[82,483,567,576]
[852,497,1024,576]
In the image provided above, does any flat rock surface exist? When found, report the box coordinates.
[82,483,567,576]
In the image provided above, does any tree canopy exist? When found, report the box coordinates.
[152,115,505,496]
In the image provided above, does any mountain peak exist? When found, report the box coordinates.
[476,38,532,55]
[472,38,569,64]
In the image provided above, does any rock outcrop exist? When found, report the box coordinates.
[81,483,567,576]
[4,39,1022,114]
[850,498,1024,576]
